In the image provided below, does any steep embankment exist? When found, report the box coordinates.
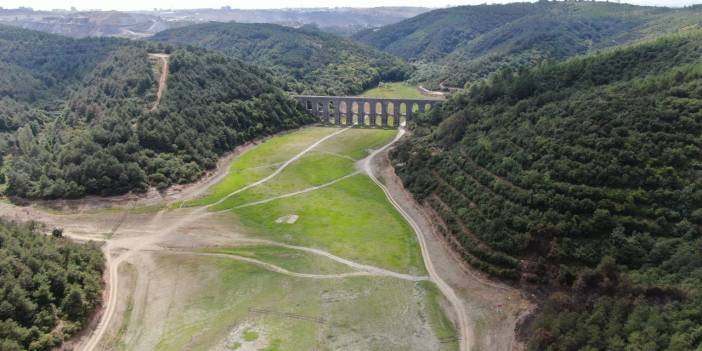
[0,25,314,200]
[354,2,702,88]
[391,31,702,350]
[150,22,413,95]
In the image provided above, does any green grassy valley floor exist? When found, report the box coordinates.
[108,127,458,350]
[360,82,428,99]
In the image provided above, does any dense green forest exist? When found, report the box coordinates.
[0,220,104,350]
[150,22,413,95]
[0,25,314,199]
[354,2,702,88]
[391,31,702,350]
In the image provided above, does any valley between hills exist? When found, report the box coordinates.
[2,127,529,351]
[1,2,702,351]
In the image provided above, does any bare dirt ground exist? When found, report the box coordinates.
[368,130,535,351]
[0,126,532,351]
[148,53,169,112]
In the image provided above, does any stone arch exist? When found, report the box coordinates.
[354,101,362,126]
[399,102,408,126]
[339,101,347,114]
[326,100,335,124]
[350,101,359,125]
[375,102,383,126]
[339,101,349,125]
[361,101,372,126]
[387,101,396,127]
[381,101,391,127]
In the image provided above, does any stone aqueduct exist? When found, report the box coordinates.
[294,95,442,128]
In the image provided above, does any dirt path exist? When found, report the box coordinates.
[79,126,472,351]
[81,127,352,351]
[227,171,360,210]
[148,53,169,112]
[225,238,429,282]
[360,129,472,351]
[368,130,533,351]
[160,250,427,281]
[80,208,215,351]
[4,126,522,351]
[209,127,350,208]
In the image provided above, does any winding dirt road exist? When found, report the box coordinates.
[80,126,354,351]
[208,127,350,208]
[227,238,430,282]
[160,250,428,281]
[56,126,476,351]
[227,171,360,210]
[80,210,215,351]
[362,129,472,351]
[148,53,169,112]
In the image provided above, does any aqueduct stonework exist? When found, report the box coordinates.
[294,95,442,128]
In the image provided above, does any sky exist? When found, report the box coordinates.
[0,0,698,11]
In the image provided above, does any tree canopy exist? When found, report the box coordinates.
[151,22,413,96]
[391,31,702,350]
[354,2,702,89]
[0,220,104,350]
[0,25,315,199]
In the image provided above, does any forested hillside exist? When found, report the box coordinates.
[150,22,412,95]
[0,220,104,350]
[391,31,702,350]
[354,2,702,88]
[0,25,314,199]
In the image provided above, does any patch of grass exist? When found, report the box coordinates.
[148,256,317,351]
[116,299,135,346]
[260,338,282,351]
[316,128,397,160]
[230,175,425,274]
[184,127,337,207]
[199,128,421,273]
[148,255,450,351]
[421,281,459,350]
[210,152,355,210]
[133,127,454,350]
[208,128,396,210]
[204,245,355,275]
[360,82,427,99]
[359,82,440,115]
[105,263,138,351]
[242,330,259,342]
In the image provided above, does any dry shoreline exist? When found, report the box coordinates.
[7,126,315,212]
[2,125,536,351]
[370,131,534,351]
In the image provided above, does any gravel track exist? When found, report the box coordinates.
[362,129,472,351]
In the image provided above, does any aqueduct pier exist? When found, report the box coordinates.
[294,95,442,128]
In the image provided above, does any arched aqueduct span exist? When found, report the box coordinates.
[294,95,442,128]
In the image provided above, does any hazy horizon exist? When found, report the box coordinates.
[1,0,700,12]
